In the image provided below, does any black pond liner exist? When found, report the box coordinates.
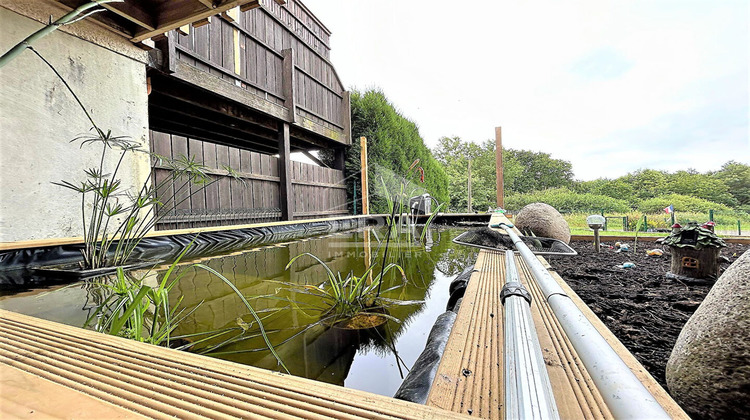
[0,216,380,289]
[29,260,160,279]
[393,264,475,404]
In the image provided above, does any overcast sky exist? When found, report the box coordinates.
[304,0,749,181]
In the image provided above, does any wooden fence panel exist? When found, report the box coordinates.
[150,131,348,228]
[171,0,345,129]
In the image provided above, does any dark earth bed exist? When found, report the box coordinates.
[547,239,749,391]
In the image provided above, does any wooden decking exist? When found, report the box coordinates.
[0,310,466,419]
[426,248,689,419]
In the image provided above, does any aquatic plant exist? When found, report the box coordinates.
[84,244,288,372]
[283,252,417,328]
[55,134,237,269]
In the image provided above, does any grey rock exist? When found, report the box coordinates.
[513,203,571,244]
[666,250,750,419]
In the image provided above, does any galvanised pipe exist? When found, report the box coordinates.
[497,224,670,419]
[502,250,559,420]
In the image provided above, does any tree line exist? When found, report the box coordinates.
[343,88,749,215]
[433,136,750,214]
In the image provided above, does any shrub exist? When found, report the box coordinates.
[636,194,731,214]
[346,89,449,213]
[505,188,631,213]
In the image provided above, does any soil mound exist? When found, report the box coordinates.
[548,239,749,391]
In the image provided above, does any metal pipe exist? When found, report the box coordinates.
[502,251,559,420]
[497,224,670,419]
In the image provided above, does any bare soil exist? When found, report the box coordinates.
[547,239,749,389]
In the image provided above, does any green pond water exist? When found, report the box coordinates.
[0,226,477,397]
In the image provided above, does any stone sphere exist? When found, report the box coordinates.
[666,250,750,419]
[513,203,571,243]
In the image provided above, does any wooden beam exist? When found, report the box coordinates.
[101,3,156,31]
[360,137,369,215]
[191,16,212,28]
[221,6,240,22]
[131,1,253,43]
[282,49,297,123]
[278,123,294,221]
[274,0,287,4]
[148,75,278,131]
[176,24,190,36]
[240,1,261,12]
[233,28,241,75]
[495,126,504,209]
[196,0,218,8]
[148,102,279,152]
[301,150,329,168]
[153,31,176,73]
[332,147,345,171]
[171,61,289,121]
[342,91,352,145]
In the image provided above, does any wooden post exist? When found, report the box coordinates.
[467,159,472,212]
[153,30,176,74]
[282,48,297,123]
[278,123,293,220]
[495,126,504,209]
[332,147,345,171]
[342,91,352,144]
[360,136,369,215]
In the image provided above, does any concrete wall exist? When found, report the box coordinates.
[0,6,151,242]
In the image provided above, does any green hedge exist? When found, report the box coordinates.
[636,194,731,213]
[345,89,449,214]
[505,188,631,213]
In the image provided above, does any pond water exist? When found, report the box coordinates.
[0,226,476,397]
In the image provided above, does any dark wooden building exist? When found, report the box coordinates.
[67,0,352,227]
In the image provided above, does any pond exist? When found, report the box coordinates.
[0,226,476,397]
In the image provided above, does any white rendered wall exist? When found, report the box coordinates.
[0,7,151,242]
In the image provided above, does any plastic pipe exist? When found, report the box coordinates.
[502,251,559,420]
[498,224,670,419]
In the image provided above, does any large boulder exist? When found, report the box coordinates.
[666,250,750,419]
[513,203,570,243]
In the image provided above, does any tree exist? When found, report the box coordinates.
[433,137,575,211]
[713,161,750,210]
[502,149,574,193]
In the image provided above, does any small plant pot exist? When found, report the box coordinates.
[30,260,160,279]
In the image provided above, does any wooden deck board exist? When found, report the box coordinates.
[0,309,468,420]
[427,213,688,419]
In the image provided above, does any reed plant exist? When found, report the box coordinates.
[55,133,240,269]
[23,44,243,270]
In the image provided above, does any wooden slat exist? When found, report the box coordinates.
[426,251,502,418]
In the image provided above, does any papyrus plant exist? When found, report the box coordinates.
[55,132,241,269]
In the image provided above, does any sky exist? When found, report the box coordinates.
[303,0,749,181]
